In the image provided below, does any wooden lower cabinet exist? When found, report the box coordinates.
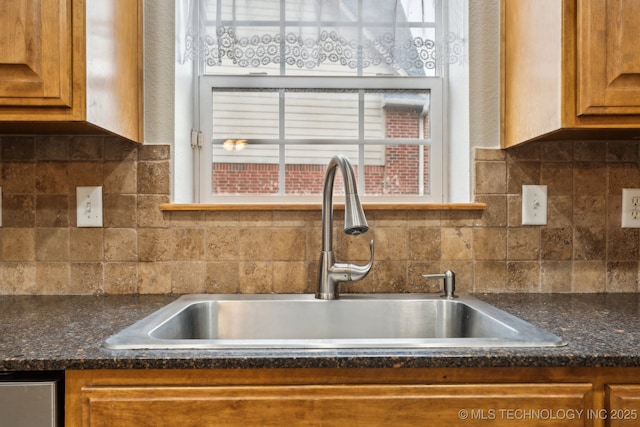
[74,383,590,427]
[605,385,640,427]
[65,368,640,426]
[68,367,633,427]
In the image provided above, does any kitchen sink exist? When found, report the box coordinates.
[104,294,565,349]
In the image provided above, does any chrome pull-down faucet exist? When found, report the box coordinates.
[316,154,374,300]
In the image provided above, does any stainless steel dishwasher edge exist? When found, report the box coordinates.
[0,371,63,427]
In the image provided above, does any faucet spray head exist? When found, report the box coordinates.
[339,154,369,236]
[344,192,368,235]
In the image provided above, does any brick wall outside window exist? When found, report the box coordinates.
[212,106,430,196]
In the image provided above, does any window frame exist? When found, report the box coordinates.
[195,74,445,204]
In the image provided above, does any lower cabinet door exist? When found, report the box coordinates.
[606,385,640,427]
[80,383,592,427]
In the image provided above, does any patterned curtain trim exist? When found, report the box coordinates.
[183,27,464,73]
[176,0,467,74]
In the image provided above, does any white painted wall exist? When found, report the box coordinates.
[469,0,500,149]
[143,1,175,146]
[144,0,193,202]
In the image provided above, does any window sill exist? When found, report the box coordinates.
[159,203,486,211]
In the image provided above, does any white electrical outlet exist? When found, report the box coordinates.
[77,186,103,227]
[621,188,640,228]
[522,185,547,225]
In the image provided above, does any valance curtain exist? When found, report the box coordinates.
[176,0,466,76]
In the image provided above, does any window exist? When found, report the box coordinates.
[178,0,466,204]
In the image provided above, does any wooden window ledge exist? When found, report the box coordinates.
[159,203,486,212]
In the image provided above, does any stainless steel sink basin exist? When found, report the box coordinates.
[104,294,564,349]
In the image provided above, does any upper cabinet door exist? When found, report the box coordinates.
[0,0,143,143]
[0,0,72,107]
[577,0,640,115]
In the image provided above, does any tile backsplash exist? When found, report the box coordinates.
[0,136,638,295]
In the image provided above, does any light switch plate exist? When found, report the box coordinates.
[77,186,103,227]
[522,185,547,225]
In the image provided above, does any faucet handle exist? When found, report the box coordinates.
[422,270,457,299]
[347,240,375,282]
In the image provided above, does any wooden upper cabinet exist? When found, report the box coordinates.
[0,0,143,143]
[0,0,72,107]
[501,0,640,148]
[577,0,640,115]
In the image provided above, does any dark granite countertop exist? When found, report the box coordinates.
[1,293,639,371]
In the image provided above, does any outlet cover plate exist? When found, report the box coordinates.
[621,188,640,228]
[77,186,103,227]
